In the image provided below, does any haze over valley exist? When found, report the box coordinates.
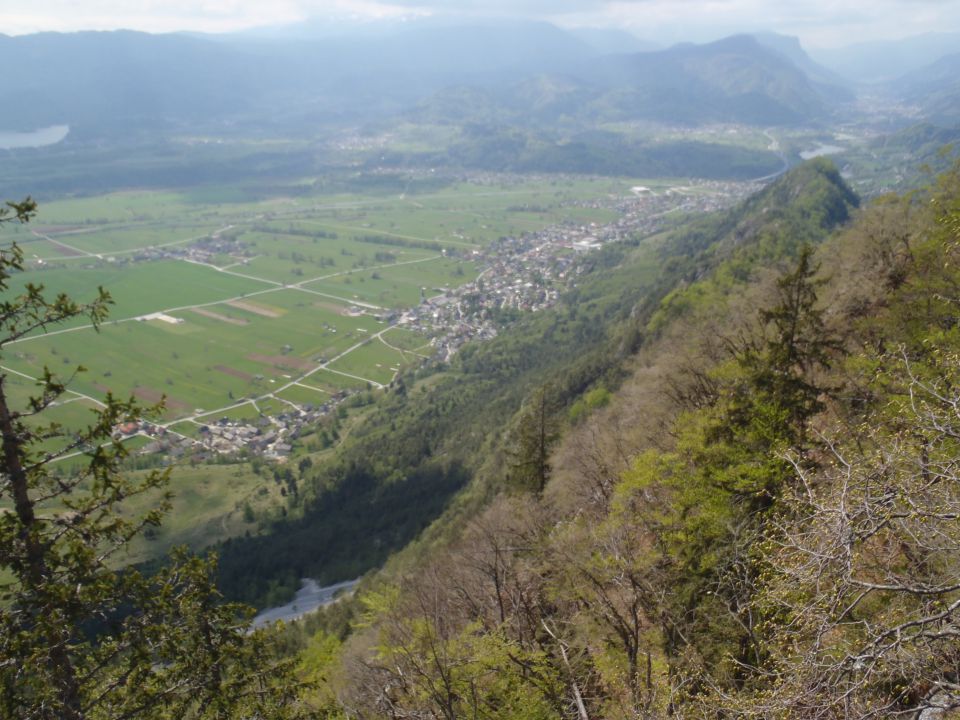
[3,4,960,718]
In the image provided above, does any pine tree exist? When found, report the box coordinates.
[706,244,841,509]
[506,386,559,493]
[650,246,844,689]
[741,243,840,437]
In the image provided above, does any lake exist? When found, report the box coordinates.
[0,125,70,150]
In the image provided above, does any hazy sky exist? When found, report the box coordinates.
[2,0,959,47]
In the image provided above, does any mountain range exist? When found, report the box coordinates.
[811,31,960,83]
[889,52,960,126]
[8,21,941,140]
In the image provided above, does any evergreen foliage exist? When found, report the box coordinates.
[0,203,304,719]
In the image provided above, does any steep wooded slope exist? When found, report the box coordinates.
[299,161,960,719]
[215,161,858,610]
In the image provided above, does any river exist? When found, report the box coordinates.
[799,144,845,160]
[251,578,358,629]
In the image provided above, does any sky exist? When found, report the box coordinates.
[2,0,959,48]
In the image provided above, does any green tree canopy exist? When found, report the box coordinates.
[0,200,305,719]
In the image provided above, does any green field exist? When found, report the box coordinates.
[3,289,392,419]
[32,224,219,257]
[327,337,406,386]
[379,326,432,356]
[168,420,205,438]
[252,396,290,417]
[275,383,329,407]
[31,191,200,224]
[16,234,78,260]
[4,175,644,432]
[5,260,269,332]
[119,462,283,565]
[194,402,264,425]
[299,369,371,393]
[302,256,478,308]
[233,232,437,284]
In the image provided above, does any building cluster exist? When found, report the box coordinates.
[395,179,756,360]
[179,230,249,265]
[190,396,349,458]
[114,395,347,462]
[196,416,294,458]
[113,420,194,460]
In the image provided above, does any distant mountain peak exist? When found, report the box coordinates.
[749,31,853,98]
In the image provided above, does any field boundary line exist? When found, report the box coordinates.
[378,331,429,359]
[295,219,477,249]
[188,399,260,425]
[5,283,284,346]
[292,381,330,395]
[291,286,384,310]
[0,364,107,408]
[321,367,383,388]
[294,253,444,287]
[270,395,301,412]
[31,224,234,261]
[182,257,283,286]
[31,230,94,258]
[102,225,233,257]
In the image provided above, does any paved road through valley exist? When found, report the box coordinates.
[251,578,358,628]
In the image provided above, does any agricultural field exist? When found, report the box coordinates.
[4,289,388,418]
[301,256,480,308]
[275,383,329,407]
[2,173,651,446]
[42,224,219,257]
[0,171,720,568]
[376,326,432,357]
[300,368,372,394]
[327,333,409,386]
[1,370,106,456]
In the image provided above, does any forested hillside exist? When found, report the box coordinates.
[281,158,960,718]
[214,160,858,609]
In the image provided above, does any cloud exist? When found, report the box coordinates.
[296,0,960,47]
[562,0,960,47]
[3,0,959,46]
[334,0,606,11]
[2,0,427,34]
[3,0,299,34]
